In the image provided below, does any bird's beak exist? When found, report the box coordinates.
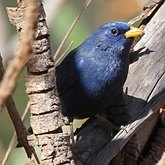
[124,27,144,38]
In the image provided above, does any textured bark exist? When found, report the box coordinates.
[7,1,74,164]
[0,53,38,162]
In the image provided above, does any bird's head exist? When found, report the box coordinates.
[90,22,143,55]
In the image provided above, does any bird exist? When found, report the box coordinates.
[55,22,143,124]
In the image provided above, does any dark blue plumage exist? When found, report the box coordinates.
[56,22,143,122]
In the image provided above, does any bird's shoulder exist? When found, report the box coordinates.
[55,48,80,95]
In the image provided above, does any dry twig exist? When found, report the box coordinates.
[0,52,38,162]
[1,102,30,165]
[54,0,92,62]
[55,40,74,66]
[0,0,39,109]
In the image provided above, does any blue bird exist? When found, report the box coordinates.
[56,22,143,123]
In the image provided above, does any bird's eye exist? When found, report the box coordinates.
[110,28,119,36]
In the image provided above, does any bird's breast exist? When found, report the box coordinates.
[76,56,128,100]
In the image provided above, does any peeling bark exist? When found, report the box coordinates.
[7,1,74,164]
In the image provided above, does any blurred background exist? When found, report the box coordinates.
[0,0,147,164]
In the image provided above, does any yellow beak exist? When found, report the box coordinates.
[124,26,144,38]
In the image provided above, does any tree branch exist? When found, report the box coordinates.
[0,54,39,163]
[1,102,31,165]
[8,0,74,164]
[0,0,39,109]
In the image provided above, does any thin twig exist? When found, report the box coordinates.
[54,0,92,62]
[0,0,39,110]
[1,102,30,165]
[0,52,38,162]
[55,40,74,66]
[0,0,40,162]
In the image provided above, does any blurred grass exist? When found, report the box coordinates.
[0,0,145,164]
[50,2,91,54]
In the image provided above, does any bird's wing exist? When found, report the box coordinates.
[55,49,80,95]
